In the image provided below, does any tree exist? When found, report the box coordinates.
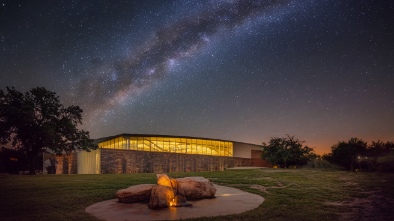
[261,135,316,168]
[367,140,394,157]
[324,138,367,171]
[364,140,394,172]
[0,87,97,174]
[0,147,29,174]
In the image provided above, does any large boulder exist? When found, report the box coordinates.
[176,177,216,200]
[156,174,177,189]
[115,184,156,203]
[149,174,189,209]
[115,175,214,209]
[148,185,175,209]
[156,173,181,195]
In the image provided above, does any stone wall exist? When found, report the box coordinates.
[250,150,271,167]
[100,149,254,174]
[54,153,78,174]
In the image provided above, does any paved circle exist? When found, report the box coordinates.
[85,184,264,221]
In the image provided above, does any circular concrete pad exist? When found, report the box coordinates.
[85,184,264,221]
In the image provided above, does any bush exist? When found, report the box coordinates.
[0,147,29,174]
[305,159,339,169]
[376,154,394,172]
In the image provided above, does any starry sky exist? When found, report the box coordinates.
[1,0,393,154]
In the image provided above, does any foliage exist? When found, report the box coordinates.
[0,147,30,174]
[261,135,316,168]
[324,138,394,171]
[305,158,339,169]
[323,138,367,171]
[0,87,97,174]
[375,152,394,172]
[365,141,394,172]
[368,140,394,157]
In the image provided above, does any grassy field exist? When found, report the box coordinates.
[1,169,393,221]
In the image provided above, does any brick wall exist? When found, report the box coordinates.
[46,149,270,174]
[100,149,253,174]
[54,153,78,174]
[250,150,271,167]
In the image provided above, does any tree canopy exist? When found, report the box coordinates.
[324,138,394,171]
[0,147,29,174]
[261,135,316,168]
[323,138,367,171]
[0,87,97,174]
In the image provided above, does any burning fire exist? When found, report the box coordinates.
[169,198,176,207]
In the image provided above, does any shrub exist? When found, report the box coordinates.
[376,154,394,172]
[305,159,339,169]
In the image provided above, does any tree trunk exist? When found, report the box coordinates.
[29,155,37,175]
[350,159,355,172]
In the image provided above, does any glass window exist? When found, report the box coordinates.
[143,138,151,151]
[126,137,130,150]
[97,136,234,156]
[155,141,164,152]
[130,139,137,150]
[115,138,118,149]
[177,143,186,153]
[163,142,169,152]
[170,140,176,152]
[137,138,144,151]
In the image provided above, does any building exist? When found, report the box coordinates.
[48,134,269,174]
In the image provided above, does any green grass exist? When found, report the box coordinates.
[1,169,393,221]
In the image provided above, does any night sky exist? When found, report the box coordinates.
[1,0,393,154]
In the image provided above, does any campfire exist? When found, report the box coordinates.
[115,174,216,209]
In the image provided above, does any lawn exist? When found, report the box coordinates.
[1,169,393,221]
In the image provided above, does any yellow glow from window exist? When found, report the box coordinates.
[98,136,233,157]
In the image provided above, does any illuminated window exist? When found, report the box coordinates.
[130,138,137,150]
[98,136,233,157]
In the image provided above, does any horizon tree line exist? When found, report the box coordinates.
[0,86,393,174]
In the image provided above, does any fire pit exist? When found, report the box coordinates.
[85,183,265,221]
[115,174,216,209]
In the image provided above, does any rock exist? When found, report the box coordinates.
[173,194,190,207]
[176,177,216,200]
[115,184,156,203]
[148,185,174,209]
[115,175,213,208]
[149,174,191,209]
[157,173,180,195]
[156,174,174,188]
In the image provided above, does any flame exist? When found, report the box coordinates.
[169,198,176,207]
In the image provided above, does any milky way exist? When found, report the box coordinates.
[1,0,393,154]
[73,0,293,118]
